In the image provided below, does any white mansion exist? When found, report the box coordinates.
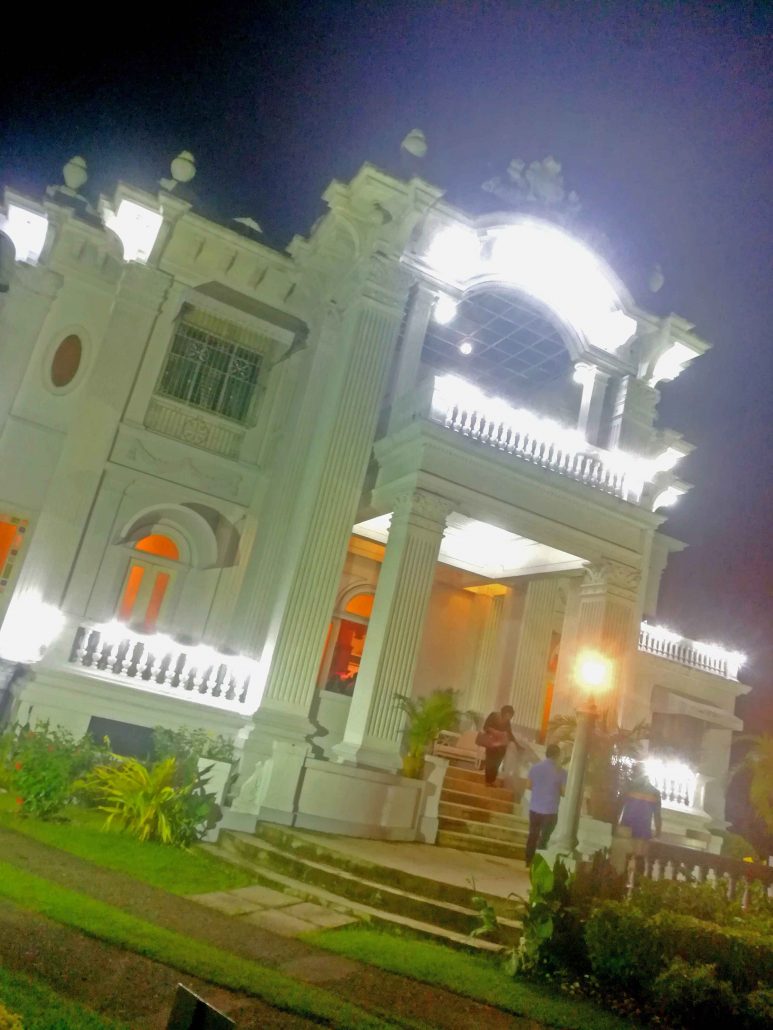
[0,148,748,851]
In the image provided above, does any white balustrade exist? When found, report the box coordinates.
[638,622,745,680]
[427,374,644,502]
[69,621,257,710]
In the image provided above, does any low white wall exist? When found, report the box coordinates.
[11,668,248,742]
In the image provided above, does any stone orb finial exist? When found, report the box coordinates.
[401,129,427,159]
[63,156,87,192]
[648,264,665,293]
[170,151,196,184]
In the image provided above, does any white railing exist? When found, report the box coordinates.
[638,622,745,681]
[427,375,645,503]
[69,621,258,710]
[644,757,706,813]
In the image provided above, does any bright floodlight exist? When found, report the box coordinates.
[0,591,64,663]
[433,293,458,325]
[575,650,613,693]
[649,341,697,386]
[105,199,163,263]
[2,203,48,264]
[424,225,481,282]
[652,486,683,511]
[459,340,473,356]
[490,222,637,352]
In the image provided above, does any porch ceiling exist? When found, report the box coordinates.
[353,512,584,579]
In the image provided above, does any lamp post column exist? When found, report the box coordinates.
[550,698,598,854]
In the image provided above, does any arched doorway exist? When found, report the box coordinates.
[117,532,180,633]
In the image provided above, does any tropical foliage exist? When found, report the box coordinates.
[75,756,213,846]
[732,734,773,836]
[394,689,462,771]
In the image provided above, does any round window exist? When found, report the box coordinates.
[50,334,82,388]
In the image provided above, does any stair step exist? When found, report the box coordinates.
[442,776,514,802]
[437,829,527,860]
[228,824,521,927]
[438,800,527,829]
[207,840,513,953]
[438,815,528,844]
[440,788,515,814]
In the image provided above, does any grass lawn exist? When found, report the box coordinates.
[0,794,252,895]
[305,926,635,1030]
[0,861,396,1030]
[0,965,127,1030]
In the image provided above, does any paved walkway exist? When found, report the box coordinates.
[0,826,535,1029]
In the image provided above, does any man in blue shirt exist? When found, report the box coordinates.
[525,744,567,865]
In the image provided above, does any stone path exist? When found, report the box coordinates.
[191,883,359,937]
[0,826,536,1029]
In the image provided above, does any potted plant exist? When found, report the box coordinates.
[394,689,462,778]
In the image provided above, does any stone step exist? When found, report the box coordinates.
[215,830,521,948]
[207,840,511,953]
[438,815,528,845]
[440,787,515,814]
[438,800,527,830]
[436,829,527,861]
[442,774,514,802]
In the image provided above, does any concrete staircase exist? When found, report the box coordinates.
[213,823,521,952]
[437,765,529,860]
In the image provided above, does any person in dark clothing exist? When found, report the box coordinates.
[619,765,662,871]
[482,705,517,785]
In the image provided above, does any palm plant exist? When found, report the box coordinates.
[394,689,462,777]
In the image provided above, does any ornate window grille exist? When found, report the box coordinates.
[158,319,262,423]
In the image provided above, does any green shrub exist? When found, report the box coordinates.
[152,725,236,768]
[0,1002,23,1030]
[652,957,737,1027]
[4,722,108,819]
[584,901,662,992]
[653,909,773,994]
[722,830,761,862]
[75,756,212,846]
[742,987,773,1030]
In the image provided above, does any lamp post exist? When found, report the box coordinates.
[550,650,613,855]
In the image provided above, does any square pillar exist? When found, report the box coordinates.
[333,490,453,771]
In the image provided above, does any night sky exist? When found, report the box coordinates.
[1,2,771,725]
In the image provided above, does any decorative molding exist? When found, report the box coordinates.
[121,437,243,499]
[583,560,640,595]
[392,489,455,527]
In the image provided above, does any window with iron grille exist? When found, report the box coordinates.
[158,319,263,423]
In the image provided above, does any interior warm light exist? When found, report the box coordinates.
[0,592,65,663]
[575,650,613,693]
[2,203,48,264]
[649,341,698,386]
[433,293,458,325]
[104,199,163,263]
[459,340,473,356]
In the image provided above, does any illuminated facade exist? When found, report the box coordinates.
[0,151,748,851]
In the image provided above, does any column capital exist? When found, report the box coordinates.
[582,560,641,598]
[392,490,455,530]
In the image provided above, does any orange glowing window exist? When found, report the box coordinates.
[0,522,16,573]
[144,571,170,632]
[134,533,179,560]
[118,564,145,621]
[345,593,374,618]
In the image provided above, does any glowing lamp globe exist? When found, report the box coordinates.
[575,650,612,694]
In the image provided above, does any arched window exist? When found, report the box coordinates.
[117,533,180,632]
[318,591,374,695]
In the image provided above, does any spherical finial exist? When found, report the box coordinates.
[63,156,88,192]
[648,264,665,293]
[170,151,196,184]
[401,129,427,159]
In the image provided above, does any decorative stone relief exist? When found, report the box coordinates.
[392,489,455,528]
[583,560,641,596]
[123,438,243,499]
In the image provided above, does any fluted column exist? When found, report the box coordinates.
[509,577,561,731]
[334,490,453,771]
[553,561,642,722]
[466,591,506,716]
